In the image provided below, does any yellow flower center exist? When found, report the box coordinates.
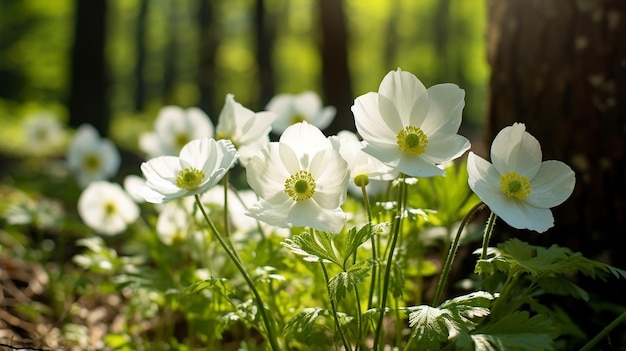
[83,153,101,171]
[103,201,117,216]
[176,167,205,190]
[500,172,531,200]
[174,133,191,151]
[284,170,316,201]
[397,126,428,156]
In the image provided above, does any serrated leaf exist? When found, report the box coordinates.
[458,311,556,351]
[407,305,455,350]
[178,278,237,298]
[283,307,352,342]
[343,224,378,265]
[535,276,589,301]
[281,231,342,266]
[328,260,371,303]
[440,291,495,326]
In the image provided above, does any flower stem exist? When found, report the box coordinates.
[373,176,407,350]
[194,195,281,351]
[320,260,353,351]
[432,202,485,306]
[580,310,626,351]
[360,184,378,311]
[481,211,497,260]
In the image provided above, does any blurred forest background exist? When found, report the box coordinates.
[0,0,488,152]
[2,0,626,347]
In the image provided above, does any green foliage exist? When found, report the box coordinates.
[282,230,343,266]
[328,260,371,303]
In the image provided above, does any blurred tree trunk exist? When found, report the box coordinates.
[68,0,109,136]
[133,0,149,112]
[197,0,218,117]
[254,0,276,110]
[487,0,626,343]
[383,0,401,69]
[162,0,178,105]
[319,0,353,134]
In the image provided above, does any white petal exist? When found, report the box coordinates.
[288,200,346,233]
[491,123,542,178]
[378,69,427,120]
[309,149,349,209]
[422,134,470,164]
[420,84,465,138]
[489,196,554,233]
[279,122,331,161]
[352,93,398,146]
[310,106,336,130]
[246,198,293,228]
[397,155,445,177]
[526,160,576,208]
[294,91,323,118]
[246,144,292,200]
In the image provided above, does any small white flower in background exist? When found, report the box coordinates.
[123,174,146,203]
[334,130,397,190]
[245,122,349,233]
[215,94,277,166]
[467,123,576,233]
[352,68,470,177]
[78,181,140,235]
[140,138,239,203]
[67,124,120,187]
[156,198,196,245]
[139,106,214,158]
[23,112,66,155]
[266,91,336,134]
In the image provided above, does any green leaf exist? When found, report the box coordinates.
[407,305,455,350]
[535,276,589,301]
[177,278,237,299]
[457,311,556,351]
[439,291,495,328]
[283,307,352,342]
[282,231,342,266]
[328,260,371,303]
[342,223,379,266]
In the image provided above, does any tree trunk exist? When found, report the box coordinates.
[197,0,218,117]
[318,0,353,135]
[68,0,108,136]
[487,0,626,344]
[133,0,149,112]
[254,0,276,110]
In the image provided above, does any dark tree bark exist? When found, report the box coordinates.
[254,0,276,110]
[68,0,109,136]
[197,0,218,117]
[487,0,626,345]
[162,1,178,105]
[133,0,149,112]
[318,0,353,135]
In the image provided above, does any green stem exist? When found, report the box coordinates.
[194,195,280,351]
[580,310,626,351]
[481,211,498,260]
[361,184,378,311]
[320,261,353,351]
[432,202,485,306]
[373,175,407,350]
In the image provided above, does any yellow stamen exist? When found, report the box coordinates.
[284,170,316,201]
[500,172,531,200]
[83,154,101,171]
[176,167,205,190]
[397,125,428,156]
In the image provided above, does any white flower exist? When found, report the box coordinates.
[123,174,146,203]
[266,91,336,134]
[335,130,397,186]
[78,181,140,235]
[23,112,66,155]
[139,106,214,158]
[352,68,470,177]
[156,198,196,245]
[215,94,277,166]
[140,138,239,203]
[245,122,349,233]
[67,124,120,187]
[467,123,576,233]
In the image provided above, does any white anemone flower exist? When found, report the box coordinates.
[67,124,120,187]
[156,198,196,245]
[215,94,277,166]
[140,138,239,203]
[245,122,349,233]
[78,181,140,235]
[23,112,66,155]
[467,123,576,233]
[266,91,336,134]
[139,106,214,158]
[335,130,397,185]
[352,68,470,177]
